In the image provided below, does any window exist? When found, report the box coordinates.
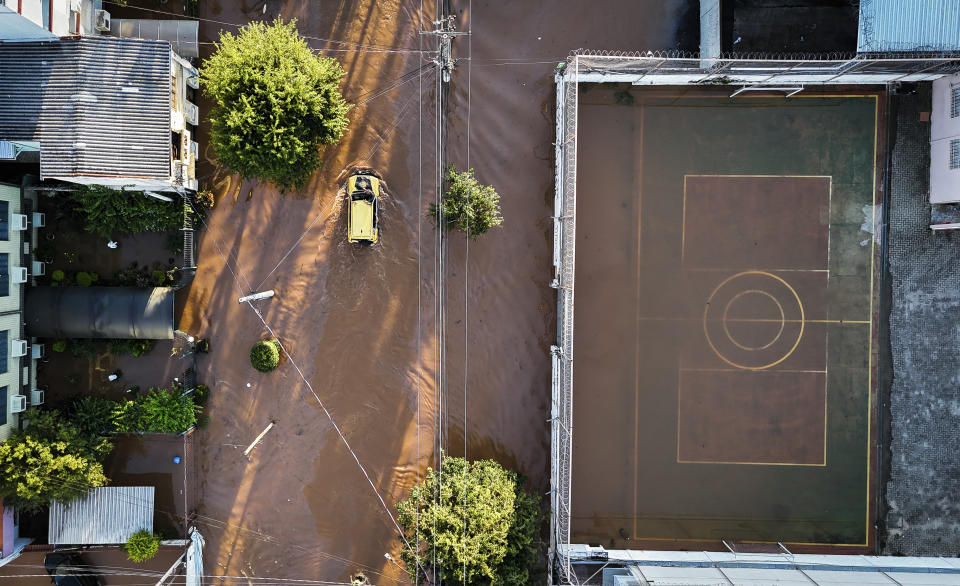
[952,139,960,170]
[0,254,7,297]
[0,201,8,241]
[0,331,7,375]
[0,387,6,426]
[952,87,960,119]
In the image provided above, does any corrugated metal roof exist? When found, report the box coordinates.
[0,36,171,181]
[858,0,960,53]
[48,487,154,545]
[25,286,175,340]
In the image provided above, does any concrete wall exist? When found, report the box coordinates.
[0,185,24,442]
[0,185,23,316]
[930,73,960,204]
[0,312,22,443]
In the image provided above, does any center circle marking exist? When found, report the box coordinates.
[702,270,805,371]
[722,289,785,351]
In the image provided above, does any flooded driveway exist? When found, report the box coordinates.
[173,0,686,582]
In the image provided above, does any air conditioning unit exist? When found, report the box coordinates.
[31,343,44,360]
[31,261,45,276]
[10,339,27,357]
[11,267,27,283]
[32,212,45,228]
[10,214,27,231]
[95,9,111,32]
[184,102,199,127]
[22,242,30,255]
[9,394,26,414]
[30,389,44,406]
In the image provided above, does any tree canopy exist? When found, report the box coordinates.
[0,412,110,512]
[124,530,162,562]
[430,166,504,238]
[201,18,351,189]
[69,185,183,239]
[396,455,541,585]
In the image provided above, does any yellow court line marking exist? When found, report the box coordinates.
[702,271,804,371]
[633,94,879,549]
[683,267,830,272]
[723,289,785,351]
[681,174,832,272]
[677,459,827,467]
[622,535,870,547]
[687,174,833,178]
[676,363,828,467]
[631,92,880,101]
[637,316,870,324]
[680,367,826,374]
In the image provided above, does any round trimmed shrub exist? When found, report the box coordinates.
[250,339,281,372]
[52,339,67,353]
[124,529,161,562]
[76,271,93,287]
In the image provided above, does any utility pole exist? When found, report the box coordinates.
[419,9,467,585]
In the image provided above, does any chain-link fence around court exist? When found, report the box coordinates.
[548,50,960,585]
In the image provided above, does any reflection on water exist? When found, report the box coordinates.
[170,0,685,582]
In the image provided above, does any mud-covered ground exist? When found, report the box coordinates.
[167,0,686,582]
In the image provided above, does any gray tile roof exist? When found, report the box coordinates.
[0,36,171,182]
[858,0,960,53]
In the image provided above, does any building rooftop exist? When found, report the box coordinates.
[0,36,171,183]
[858,0,960,53]
[48,486,154,545]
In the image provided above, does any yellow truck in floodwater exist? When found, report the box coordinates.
[346,172,380,244]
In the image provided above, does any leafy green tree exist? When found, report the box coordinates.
[124,529,161,562]
[396,456,541,585]
[69,185,183,239]
[201,18,351,189]
[0,433,109,512]
[22,410,113,462]
[111,399,147,433]
[430,166,504,238]
[138,388,198,433]
[72,397,119,435]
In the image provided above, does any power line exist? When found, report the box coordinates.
[189,206,427,579]
[363,69,435,164]
[101,1,420,53]
[462,2,473,584]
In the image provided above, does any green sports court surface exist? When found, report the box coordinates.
[570,86,882,552]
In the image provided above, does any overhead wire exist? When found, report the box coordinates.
[462,1,473,584]
[187,201,427,579]
[0,459,396,582]
[101,1,420,53]
[363,68,435,163]
[353,62,434,107]
[252,66,432,292]
[415,2,426,583]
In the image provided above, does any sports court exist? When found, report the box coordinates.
[570,86,881,551]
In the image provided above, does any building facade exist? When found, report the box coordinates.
[0,182,42,444]
[930,72,960,204]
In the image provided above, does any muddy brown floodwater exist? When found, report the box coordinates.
[167,0,684,583]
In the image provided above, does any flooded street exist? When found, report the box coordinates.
[173,0,685,582]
